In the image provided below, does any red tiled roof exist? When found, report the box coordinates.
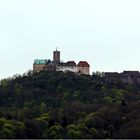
[77,61,90,67]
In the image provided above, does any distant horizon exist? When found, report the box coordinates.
[1,0,140,79]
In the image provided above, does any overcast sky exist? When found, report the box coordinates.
[0,0,140,79]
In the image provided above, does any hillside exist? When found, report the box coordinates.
[0,71,140,138]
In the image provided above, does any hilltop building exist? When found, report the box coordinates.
[33,59,51,73]
[78,61,90,75]
[33,49,90,75]
[56,61,78,73]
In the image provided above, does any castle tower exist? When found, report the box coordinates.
[53,48,60,65]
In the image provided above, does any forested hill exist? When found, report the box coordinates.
[0,71,140,139]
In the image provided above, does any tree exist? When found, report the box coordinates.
[0,118,26,139]
[90,127,101,138]
[103,96,112,105]
[76,123,90,138]
[40,103,46,114]
[67,130,82,139]
[84,112,105,129]
[48,125,64,139]
[114,120,140,139]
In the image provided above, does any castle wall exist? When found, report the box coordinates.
[33,64,46,73]
[56,66,78,73]
[78,67,90,75]
[105,71,140,85]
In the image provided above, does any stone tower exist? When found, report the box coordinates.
[53,48,60,65]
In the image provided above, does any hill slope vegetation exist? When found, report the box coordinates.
[0,71,140,138]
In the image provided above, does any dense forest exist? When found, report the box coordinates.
[0,71,140,139]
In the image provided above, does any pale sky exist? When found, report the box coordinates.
[0,0,140,79]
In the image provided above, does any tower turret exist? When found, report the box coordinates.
[53,48,60,65]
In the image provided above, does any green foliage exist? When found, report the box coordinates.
[90,127,101,138]
[103,96,113,105]
[0,79,8,92]
[66,124,77,131]
[48,125,64,139]
[67,130,82,139]
[40,103,46,114]
[115,119,140,138]
[0,118,25,139]
[0,71,140,138]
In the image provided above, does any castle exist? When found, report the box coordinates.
[33,49,90,75]
[33,50,140,85]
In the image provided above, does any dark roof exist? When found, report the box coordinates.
[77,61,90,67]
[105,72,118,73]
[123,71,140,75]
[59,61,76,66]
[105,72,119,75]
[59,63,67,66]
[105,72,119,77]
[66,61,76,66]
[105,71,140,78]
